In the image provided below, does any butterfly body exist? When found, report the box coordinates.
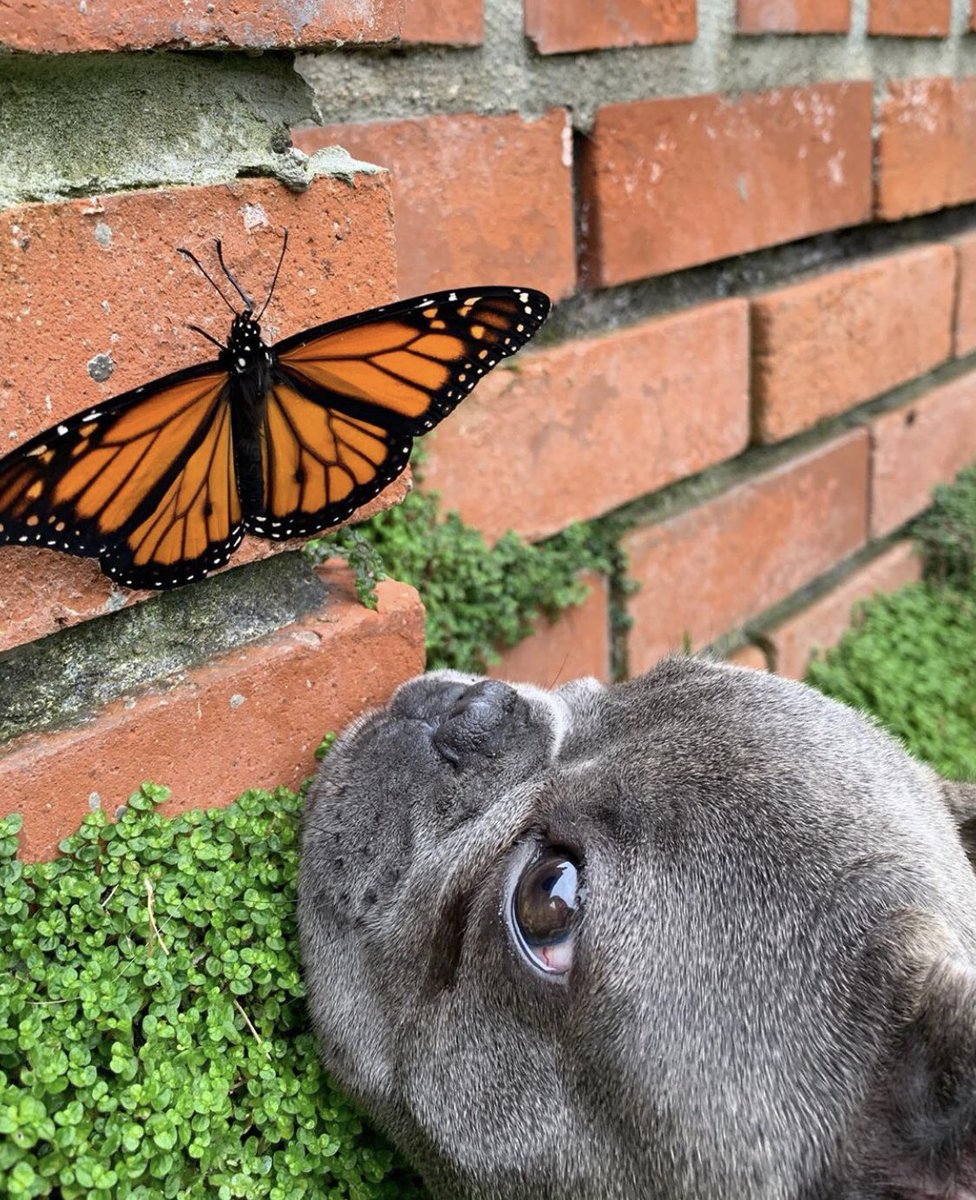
[221,313,276,524]
[0,269,550,591]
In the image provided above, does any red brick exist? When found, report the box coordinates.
[400,0,482,43]
[579,83,873,288]
[767,541,921,679]
[624,430,869,673]
[488,572,610,687]
[422,299,749,542]
[876,78,976,220]
[869,0,950,36]
[752,246,955,443]
[870,374,976,537]
[294,110,575,301]
[524,0,694,53]
[954,231,976,356]
[727,643,769,670]
[876,79,954,219]
[737,0,850,33]
[1,561,425,862]
[0,0,402,51]
[0,169,399,647]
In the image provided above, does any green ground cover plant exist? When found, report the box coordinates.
[807,462,976,782]
[806,581,976,780]
[0,779,424,1199]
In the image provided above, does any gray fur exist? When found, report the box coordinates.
[297,657,976,1199]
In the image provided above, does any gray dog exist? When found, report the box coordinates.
[297,657,976,1198]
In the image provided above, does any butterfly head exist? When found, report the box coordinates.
[227,313,271,375]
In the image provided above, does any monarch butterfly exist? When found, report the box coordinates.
[0,234,550,591]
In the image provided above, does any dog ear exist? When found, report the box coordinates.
[854,954,976,1198]
[942,783,976,863]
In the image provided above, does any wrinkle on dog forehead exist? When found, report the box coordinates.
[402,778,546,911]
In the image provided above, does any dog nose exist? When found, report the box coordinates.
[431,680,520,765]
[448,679,516,722]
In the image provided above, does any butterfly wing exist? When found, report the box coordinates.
[246,287,550,539]
[0,285,550,586]
[0,364,243,590]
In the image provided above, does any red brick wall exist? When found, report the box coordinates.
[5,0,976,857]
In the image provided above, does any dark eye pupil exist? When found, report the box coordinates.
[515,854,580,946]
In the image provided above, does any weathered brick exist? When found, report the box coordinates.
[0,169,399,646]
[625,431,869,673]
[767,541,921,679]
[399,0,483,44]
[876,78,976,220]
[579,83,873,288]
[870,374,976,537]
[1,561,425,862]
[488,572,611,687]
[752,246,955,443]
[737,0,850,33]
[0,0,403,52]
[423,299,749,542]
[524,0,695,53]
[869,0,951,36]
[953,230,976,356]
[294,110,575,301]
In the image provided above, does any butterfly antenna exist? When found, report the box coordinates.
[186,323,226,351]
[256,228,289,321]
[177,247,238,314]
[215,240,254,313]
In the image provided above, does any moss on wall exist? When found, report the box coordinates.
[309,483,624,674]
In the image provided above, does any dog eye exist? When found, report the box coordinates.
[509,849,583,977]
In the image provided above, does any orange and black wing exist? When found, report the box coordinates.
[0,364,243,590]
[247,287,550,539]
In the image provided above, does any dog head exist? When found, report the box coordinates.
[297,657,976,1199]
